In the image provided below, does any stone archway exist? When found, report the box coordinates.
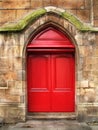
[26,27,75,113]
[23,15,78,118]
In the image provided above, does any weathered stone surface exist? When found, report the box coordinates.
[95,34,98,45]
[5,71,17,80]
[84,89,95,102]
[89,81,95,88]
[77,10,90,22]
[94,0,98,5]
[0,58,12,70]
[93,48,98,56]
[0,10,16,25]
[85,0,91,9]
[62,0,84,9]
[31,0,43,8]
[13,57,22,70]
[83,71,90,80]
[2,0,31,9]
[0,0,98,124]
[43,0,51,6]
[80,80,89,88]
[94,20,98,26]
[79,46,93,57]
[0,35,4,46]
[0,78,7,88]
[0,105,25,123]
[6,81,22,96]
[16,10,30,21]
[94,7,98,18]
[17,70,25,81]
[75,33,83,45]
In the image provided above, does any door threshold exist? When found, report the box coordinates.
[27,113,76,120]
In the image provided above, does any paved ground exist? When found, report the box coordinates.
[1,119,97,130]
[90,126,98,130]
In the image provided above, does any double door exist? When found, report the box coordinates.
[27,52,75,112]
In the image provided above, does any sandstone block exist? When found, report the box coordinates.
[17,70,25,81]
[83,71,90,79]
[0,1,2,9]
[62,0,83,9]
[87,106,98,116]
[16,9,29,21]
[83,59,92,71]
[69,10,77,15]
[79,46,93,57]
[80,88,85,96]
[2,46,14,57]
[19,34,25,45]
[31,0,43,8]
[0,10,16,25]
[77,71,83,81]
[94,0,98,5]
[84,88,95,102]
[75,33,83,45]
[0,106,25,123]
[85,0,91,9]
[0,78,7,88]
[51,0,63,7]
[94,20,98,26]
[93,48,98,56]
[14,57,22,70]
[0,58,11,70]
[80,80,88,88]
[94,5,98,18]
[13,46,20,57]
[92,71,98,77]
[5,71,17,81]
[5,95,20,103]
[2,0,30,9]
[0,35,4,46]
[89,81,95,88]
[7,81,23,95]
[95,34,98,45]
[77,9,90,22]
[43,0,51,6]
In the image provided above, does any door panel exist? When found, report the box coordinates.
[28,55,51,112]
[27,53,75,112]
[54,54,74,91]
[52,54,75,112]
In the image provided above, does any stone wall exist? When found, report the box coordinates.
[0,0,98,123]
[0,32,26,123]
[0,0,92,25]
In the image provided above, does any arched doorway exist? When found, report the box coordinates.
[27,27,75,112]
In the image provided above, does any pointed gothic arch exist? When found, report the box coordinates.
[26,25,76,113]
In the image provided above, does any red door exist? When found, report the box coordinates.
[27,53,75,112]
[27,27,75,112]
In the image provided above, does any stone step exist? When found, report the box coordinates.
[27,113,76,120]
[8,120,91,130]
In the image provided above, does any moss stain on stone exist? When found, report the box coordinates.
[0,8,98,32]
[62,11,94,32]
[0,8,46,32]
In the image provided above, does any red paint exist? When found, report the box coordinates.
[27,28,75,112]
[27,28,75,48]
